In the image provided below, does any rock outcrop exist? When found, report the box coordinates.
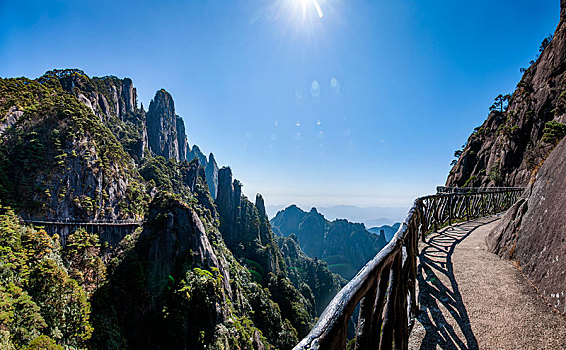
[215,167,284,277]
[487,136,566,316]
[56,70,149,161]
[271,205,388,279]
[146,89,181,161]
[447,3,566,187]
[205,153,219,199]
[451,1,566,318]
[176,115,189,161]
[139,194,231,298]
[0,71,148,222]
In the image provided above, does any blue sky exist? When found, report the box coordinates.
[0,0,559,210]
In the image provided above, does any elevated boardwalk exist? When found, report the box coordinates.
[409,216,566,349]
[20,219,142,226]
[20,219,142,246]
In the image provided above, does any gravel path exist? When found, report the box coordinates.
[409,216,566,350]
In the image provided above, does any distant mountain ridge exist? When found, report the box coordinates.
[266,204,407,227]
[367,223,401,241]
[270,205,388,279]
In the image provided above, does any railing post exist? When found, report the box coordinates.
[465,195,470,221]
[370,266,391,350]
[438,197,442,232]
[355,280,378,349]
[448,195,453,226]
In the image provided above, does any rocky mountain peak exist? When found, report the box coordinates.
[255,193,266,218]
[146,89,181,161]
[205,153,219,199]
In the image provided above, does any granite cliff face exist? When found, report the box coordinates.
[146,89,181,161]
[205,153,219,199]
[215,167,284,279]
[60,70,219,198]
[271,205,388,279]
[56,70,149,161]
[0,70,148,223]
[447,3,566,187]
[487,137,566,316]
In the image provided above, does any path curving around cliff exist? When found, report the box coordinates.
[409,216,566,350]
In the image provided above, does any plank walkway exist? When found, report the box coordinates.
[409,216,566,350]
[21,219,142,226]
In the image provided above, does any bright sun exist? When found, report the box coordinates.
[284,0,325,25]
[259,0,331,36]
[297,0,324,19]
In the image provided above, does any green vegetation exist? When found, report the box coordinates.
[450,146,464,166]
[542,120,566,146]
[0,69,334,349]
[277,235,345,315]
[63,228,106,294]
[0,72,148,220]
[490,94,510,112]
[488,161,502,185]
[463,175,478,187]
[497,122,519,137]
[0,207,91,348]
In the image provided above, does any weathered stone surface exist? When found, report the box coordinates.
[58,71,149,161]
[216,167,239,237]
[175,115,189,161]
[146,89,181,160]
[447,3,566,187]
[188,144,207,166]
[139,195,231,299]
[205,153,219,199]
[215,166,285,277]
[0,106,23,136]
[487,137,566,315]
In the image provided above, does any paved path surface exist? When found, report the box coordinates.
[409,216,566,350]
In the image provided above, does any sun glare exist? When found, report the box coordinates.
[291,0,324,21]
[253,0,337,36]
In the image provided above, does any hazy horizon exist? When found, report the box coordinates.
[1,0,559,210]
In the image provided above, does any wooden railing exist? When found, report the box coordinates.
[20,219,142,226]
[294,187,524,350]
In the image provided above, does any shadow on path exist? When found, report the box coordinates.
[415,218,498,350]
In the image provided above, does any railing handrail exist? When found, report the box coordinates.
[436,186,524,194]
[20,219,143,225]
[294,187,524,349]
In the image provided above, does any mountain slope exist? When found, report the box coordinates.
[271,205,388,279]
[447,6,566,187]
[367,222,401,241]
[0,71,148,222]
[0,68,348,349]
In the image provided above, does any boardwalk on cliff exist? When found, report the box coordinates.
[409,216,566,350]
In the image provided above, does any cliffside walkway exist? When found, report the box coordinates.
[20,219,142,226]
[409,216,566,349]
[293,187,566,349]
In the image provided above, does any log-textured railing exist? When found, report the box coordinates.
[20,219,142,226]
[294,187,524,350]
